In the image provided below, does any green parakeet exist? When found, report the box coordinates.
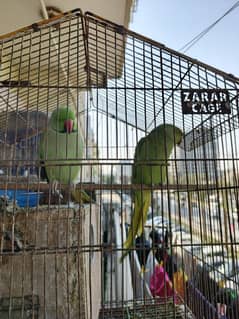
[121,124,183,260]
[39,106,90,202]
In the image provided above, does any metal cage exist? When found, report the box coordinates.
[0,9,239,319]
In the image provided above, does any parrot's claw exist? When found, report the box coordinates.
[50,180,63,199]
[55,189,64,200]
[52,180,59,194]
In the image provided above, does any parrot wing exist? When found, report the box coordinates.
[40,128,84,184]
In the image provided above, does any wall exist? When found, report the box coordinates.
[0,204,101,318]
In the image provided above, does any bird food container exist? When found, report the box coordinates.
[0,189,43,207]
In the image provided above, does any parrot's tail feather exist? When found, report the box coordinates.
[120,190,151,263]
[119,249,130,263]
[136,190,151,237]
[71,189,92,204]
[81,190,92,202]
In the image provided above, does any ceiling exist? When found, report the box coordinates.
[0,2,136,136]
[0,0,135,36]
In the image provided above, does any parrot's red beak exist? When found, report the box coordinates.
[64,119,74,133]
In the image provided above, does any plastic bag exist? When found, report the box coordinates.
[150,264,174,298]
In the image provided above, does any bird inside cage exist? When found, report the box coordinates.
[121,124,183,261]
[39,106,94,205]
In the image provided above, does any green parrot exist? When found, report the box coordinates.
[39,106,90,202]
[121,124,183,261]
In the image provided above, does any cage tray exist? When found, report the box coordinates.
[99,298,194,319]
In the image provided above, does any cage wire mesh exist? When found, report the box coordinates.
[0,8,239,319]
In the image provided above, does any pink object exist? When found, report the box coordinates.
[150,264,174,298]
[64,119,74,133]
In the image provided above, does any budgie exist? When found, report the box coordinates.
[39,106,90,203]
[121,124,183,261]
